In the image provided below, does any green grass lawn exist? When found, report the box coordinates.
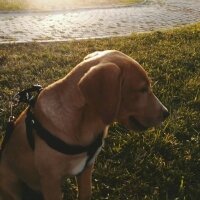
[0,0,141,11]
[0,23,200,199]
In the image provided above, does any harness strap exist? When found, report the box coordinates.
[25,109,35,150]
[25,109,103,156]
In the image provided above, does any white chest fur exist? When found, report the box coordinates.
[87,144,103,166]
[70,156,88,175]
[70,142,104,175]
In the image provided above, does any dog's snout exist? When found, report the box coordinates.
[162,109,169,119]
[154,95,169,120]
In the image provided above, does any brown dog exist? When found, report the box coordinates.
[0,50,169,200]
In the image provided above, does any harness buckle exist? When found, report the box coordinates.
[7,84,43,122]
[12,84,43,105]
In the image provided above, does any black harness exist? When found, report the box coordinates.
[1,85,104,170]
[26,109,104,166]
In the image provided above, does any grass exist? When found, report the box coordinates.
[0,0,141,11]
[0,0,27,10]
[0,23,200,199]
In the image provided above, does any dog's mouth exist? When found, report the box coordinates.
[129,116,148,131]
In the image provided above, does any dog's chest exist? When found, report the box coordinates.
[70,145,103,175]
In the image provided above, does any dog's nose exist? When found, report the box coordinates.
[163,109,170,119]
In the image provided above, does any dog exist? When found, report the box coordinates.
[0,50,169,200]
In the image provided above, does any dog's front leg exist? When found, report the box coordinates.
[76,164,93,200]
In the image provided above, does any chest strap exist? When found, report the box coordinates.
[25,109,104,156]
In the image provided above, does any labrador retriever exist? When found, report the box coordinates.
[0,50,169,200]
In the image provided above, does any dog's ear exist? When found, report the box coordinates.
[78,63,121,124]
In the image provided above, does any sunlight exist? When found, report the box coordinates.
[26,0,107,10]
[24,0,129,10]
[28,0,75,10]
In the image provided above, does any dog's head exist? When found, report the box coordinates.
[79,52,169,131]
[117,60,169,131]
